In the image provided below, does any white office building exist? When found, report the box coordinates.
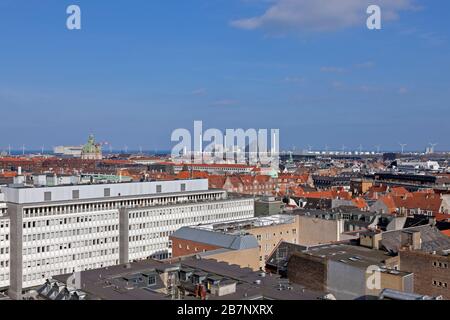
[0,179,254,299]
[0,199,9,290]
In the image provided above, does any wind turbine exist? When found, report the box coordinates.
[399,143,407,154]
[429,142,438,154]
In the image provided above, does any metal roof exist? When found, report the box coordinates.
[171,227,258,250]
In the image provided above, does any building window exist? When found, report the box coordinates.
[72,190,80,200]
[148,275,157,286]
[104,188,111,197]
[44,192,52,201]
[156,185,162,193]
[181,183,186,192]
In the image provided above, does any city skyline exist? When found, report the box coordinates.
[1,0,449,150]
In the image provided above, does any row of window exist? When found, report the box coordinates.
[128,200,251,219]
[432,261,449,269]
[129,211,251,231]
[23,213,118,229]
[24,249,119,269]
[177,243,206,253]
[23,260,119,283]
[256,229,297,241]
[22,192,225,218]
[130,243,169,254]
[23,226,119,242]
[129,231,173,242]
[0,273,9,282]
[23,237,119,255]
[432,280,448,288]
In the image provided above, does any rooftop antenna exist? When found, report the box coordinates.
[399,143,407,154]
[8,145,11,156]
[22,144,25,156]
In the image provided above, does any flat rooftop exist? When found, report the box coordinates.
[299,243,408,272]
[52,257,327,300]
[194,215,296,235]
[0,179,210,205]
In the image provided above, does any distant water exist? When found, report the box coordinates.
[3,150,172,156]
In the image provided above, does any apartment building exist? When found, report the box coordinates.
[285,244,413,300]
[0,179,254,299]
[399,249,449,300]
[171,215,300,270]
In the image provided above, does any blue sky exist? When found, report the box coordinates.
[0,0,449,152]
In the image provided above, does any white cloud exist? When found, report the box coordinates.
[231,0,417,32]
[212,99,238,106]
[398,87,409,94]
[284,76,305,83]
[191,88,207,96]
[331,81,344,88]
[321,66,346,73]
[355,61,375,69]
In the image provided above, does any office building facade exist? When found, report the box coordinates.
[0,179,254,299]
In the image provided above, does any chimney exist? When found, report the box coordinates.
[18,166,22,175]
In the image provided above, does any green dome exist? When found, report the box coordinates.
[82,135,101,153]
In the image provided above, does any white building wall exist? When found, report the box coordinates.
[0,215,9,289]
[1,179,209,205]
[1,182,254,292]
[20,208,120,289]
[128,198,254,260]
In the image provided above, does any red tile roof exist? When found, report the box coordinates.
[441,230,450,237]
[380,192,443,215]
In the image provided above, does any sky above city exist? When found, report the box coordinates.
[0,0,449,152]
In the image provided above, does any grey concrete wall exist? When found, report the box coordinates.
[119,208,129,264]
[327,260,365,300]
[8,203,23,300]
